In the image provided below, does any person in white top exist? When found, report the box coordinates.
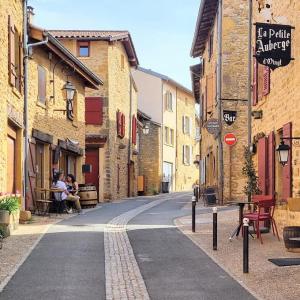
[52,172,70,213]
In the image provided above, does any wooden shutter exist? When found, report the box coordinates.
[27,142,37,210]
[18,34,23,92]
[132,115,137,145]
[253,57,258,106]
[206,74,214,113]
[117,111,121,136]
[282,122,292,200]
[38,66,46,103]
[8,15,16,86]
[257,137,268,195]
[85,97,103,125]
[183,145,185,164]
[121,113,125,138]
[182,116,185,133]
[268,131,275,197]
[262,66,270,96]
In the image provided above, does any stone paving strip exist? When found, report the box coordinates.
[104,193,188,300]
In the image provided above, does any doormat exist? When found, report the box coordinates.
[268,258,300,266]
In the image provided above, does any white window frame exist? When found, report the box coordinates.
[183,145,192,165]
[165,91,173,112]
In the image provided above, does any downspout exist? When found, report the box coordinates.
[127,74,133,197]
[175,87,178,191]
[161,81,164,192]
[217,0,224,204]
[23,2,48,208]
[247,0,253,202]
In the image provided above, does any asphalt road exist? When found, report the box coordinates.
[0,193,255,300]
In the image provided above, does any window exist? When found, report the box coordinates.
[164,126,170,144]
[121,54,125,70]
[183,145,192,165]
[117,111,125,138]
[165,91,173,111]
[195,127,201,141]
[8,15,22,92]
[85,97,103,125]
[77,41,90,57]
[182,116,191,135]
[170,129,174,146]
[38,66,46,104]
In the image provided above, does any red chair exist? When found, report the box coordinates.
[243,198,280,244]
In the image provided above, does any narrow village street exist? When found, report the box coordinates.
[0,193,254,300]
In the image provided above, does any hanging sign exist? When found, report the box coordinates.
[205,118,220,135]
[255,22,293,70]
[223,110,237,126]
[224,133,237,146]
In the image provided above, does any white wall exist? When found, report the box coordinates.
[131,69,163,124]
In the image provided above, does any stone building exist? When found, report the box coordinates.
[250,0,300,229]
[190,0,249,203]
[50,30,139,201]
[132,67,198,193]
[25,25,101,209]
[0,0,25,198]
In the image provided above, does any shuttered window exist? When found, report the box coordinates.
[257,137,268,195]
[38,66,46,104]
[85,97,103,125]
[183,145,192,165]
[268,131,275,196]
[8,15,22,92]
[253,57,258,106]
[254,58,270,105]
[206,74,215,113]
[117,111,125,138]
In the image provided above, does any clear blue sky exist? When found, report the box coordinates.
[28,0,200,89]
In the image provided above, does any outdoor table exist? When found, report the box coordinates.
[227,200,254,240]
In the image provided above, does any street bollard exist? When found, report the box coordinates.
[243,218,249,273]
[192,196,196,233]
[213,207,218,250]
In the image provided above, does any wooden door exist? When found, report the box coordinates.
[85,148,99,190]
[27,142,36,210]
[36,143,44,189]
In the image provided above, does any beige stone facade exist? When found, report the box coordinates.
[191,0,249,202]
[175,89,199,191]
[0,0,24,198]
[250,1,300,224]
[51,31,139,201]
[133,67,198,194]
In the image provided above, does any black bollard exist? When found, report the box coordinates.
[213,207,217,250]
[243,218,249,273]
[192,196,196,233]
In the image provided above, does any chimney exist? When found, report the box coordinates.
[27,6,35,24]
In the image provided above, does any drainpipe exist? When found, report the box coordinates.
[161,81,164,192]
[217,0,224,204]
[23,2,48,208]
[127,74,133,197]
[247,0,253,202]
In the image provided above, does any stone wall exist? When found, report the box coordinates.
[58,38,138,201]
[251,0,300,198]
[0,0,24,198]
[138,123,162,195]
[198,0,249,202]
[27,46,87,187]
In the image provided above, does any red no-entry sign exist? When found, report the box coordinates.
[224,133,237,146]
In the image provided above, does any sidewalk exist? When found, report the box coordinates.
[0,206,101,289]
[176,207,300,300]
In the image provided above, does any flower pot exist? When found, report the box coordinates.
[0,210,10,225]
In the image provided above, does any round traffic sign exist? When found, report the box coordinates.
[224,133,237,146]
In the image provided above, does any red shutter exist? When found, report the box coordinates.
[85,97,103,125]
[8,15,16,86]
[121,114,125,138]
[257,137,268,195]
[282,122,292,200]
[262,66,270,96]
[253,57,258,106]
[117,111,121,136]
[268,131,275,196]
[132,115,137,145]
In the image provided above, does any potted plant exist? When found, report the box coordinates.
[0,195,20,229]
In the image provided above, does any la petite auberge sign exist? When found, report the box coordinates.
[255,22,293,70]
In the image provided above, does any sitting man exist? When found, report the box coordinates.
[52,171,71,214]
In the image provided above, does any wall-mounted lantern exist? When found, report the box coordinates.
[142,121,150,135]
[276,141,290,166]
[63,81,76,121]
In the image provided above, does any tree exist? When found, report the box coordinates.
[242,146,261,198]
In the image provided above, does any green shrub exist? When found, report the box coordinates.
[0,196,20,214]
